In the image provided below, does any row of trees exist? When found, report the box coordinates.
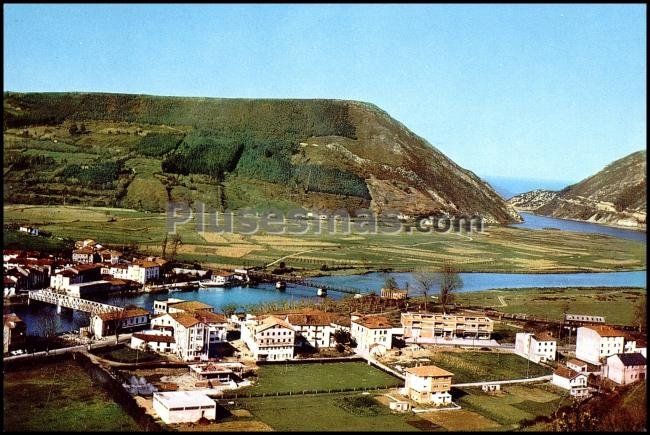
[384,262,462,313]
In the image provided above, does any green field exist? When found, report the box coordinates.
[241,362,402,395]
[3,204,646,274]
[386,351,551,384]
[457,286,646,325]
[235,392,427,431]
[456,384,567,429]
[3,360,141,432]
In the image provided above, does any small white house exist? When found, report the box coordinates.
[552,366,590,398]
[152,391,216,424]
[130,331,176,354]
[514,332,556,363]
[604,353,646,385]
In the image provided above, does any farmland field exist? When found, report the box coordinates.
[455,384,567,430]
[383,351,551,384]
[3,204,646,274]
[234,392,427,431]
[3,359,141,432]
[240,361,402,395]
[456,287,646,325]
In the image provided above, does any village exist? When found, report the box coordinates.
[3,233,647,431]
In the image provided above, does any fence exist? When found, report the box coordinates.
[217,383,399,400]
[74,352,163,432]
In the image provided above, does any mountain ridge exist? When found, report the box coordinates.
[3,92,520,224]
[508,150,646,230]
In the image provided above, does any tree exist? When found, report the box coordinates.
[37,314,61,352]
[634,295,646,332]
[333,328,352,346]
[169,233,183,262]
[437,262,462,314]
[160,234,168,259]
[413,271,436,312]
[221,303,239,318]
[68,123,78,135]
[384,276,398,290]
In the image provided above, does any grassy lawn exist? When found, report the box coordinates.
[387,351,551,384]
[236,392,429,431]
[3,359,141,431]
[98,346,161,363]
[457,287,646,325]
[455,384,567,429]
[3,204,646,273]
[240,362,402,395]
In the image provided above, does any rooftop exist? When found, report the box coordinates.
[353,314,393,329]
[153,391,215,408]
[405,365,454,378]
[169,300,214,312]
[582,325,626,337]
[613,353,646,367]
[97,307,150,321]
[554,366,583,380]
[533,332,556,342]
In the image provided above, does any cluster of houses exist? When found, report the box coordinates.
[3,238,172,299]
[512,322,646,398]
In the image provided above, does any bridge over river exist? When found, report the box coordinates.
[247,271,364,296]
[28,290,121,315]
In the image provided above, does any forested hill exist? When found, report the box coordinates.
[3,92,520,223]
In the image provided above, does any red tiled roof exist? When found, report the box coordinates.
[353,315,393,329]
[97,308,150,321]
[405,365,454,378]
[554,366,584,380]
[583,325,626,337]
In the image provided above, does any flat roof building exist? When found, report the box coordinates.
[152,391,216,424]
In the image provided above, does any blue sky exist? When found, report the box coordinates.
[3,4,646,185]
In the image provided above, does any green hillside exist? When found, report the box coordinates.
[3,92,519,223]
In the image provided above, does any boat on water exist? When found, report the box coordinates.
[199,273,234,288]
[317,288,327,297]
[276,281,286,291]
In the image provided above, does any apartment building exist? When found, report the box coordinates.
[91,307,151,339]
[350,314,393,355]
[240,315,296,361]
[575,325,627,365]
[401,312,493,342]
[150,311,228,361]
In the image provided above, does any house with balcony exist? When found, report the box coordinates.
[240,315,296,361]
[552,366,590,398]
[150,310,228,361]
[402,365,454,406]
[401,312,493,343]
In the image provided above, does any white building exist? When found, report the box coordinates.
[280,310,349,349]
[350,314,393,356]
[91,307,150,339]
[150,311,228,361]
[402,365,454,406]
[153,298,214,316]
[552,366,590,398]
[130,330,176,354]
[152,391,216,424]
[240,315,296,361]
[603,353,647,385]
[514,332,557,363]
[575,325,627,365]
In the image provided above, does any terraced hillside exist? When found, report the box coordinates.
[3,92,520,224]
